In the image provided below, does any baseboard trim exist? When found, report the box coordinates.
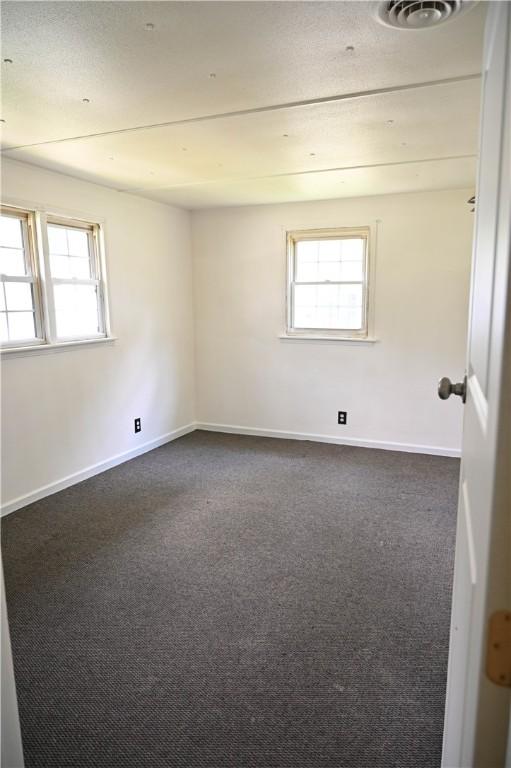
[1,423,196,517]
[2,420,460,517]
[196,422,461,458]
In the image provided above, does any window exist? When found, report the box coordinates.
[287,227,370,339]
[0,205,110,351]
[0,208,42,345]
[47,219,105,340]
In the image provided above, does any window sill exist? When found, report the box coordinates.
[1,336,117,358]
[278,333,378,344]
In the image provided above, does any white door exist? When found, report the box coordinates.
[442,2,511,766]
[1,555,25,768]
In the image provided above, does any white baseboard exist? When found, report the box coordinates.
[1,420,460,517]
[0,423,196,517]
[196,422,461,458]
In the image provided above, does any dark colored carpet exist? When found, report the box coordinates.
[2,431,459,768]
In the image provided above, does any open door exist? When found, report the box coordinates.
[441,2,511,766]
[1,554,25,768]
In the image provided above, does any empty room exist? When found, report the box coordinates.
[1,1,510,767]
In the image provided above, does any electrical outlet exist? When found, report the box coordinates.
[338,411,347,425]
[134,417,141,433]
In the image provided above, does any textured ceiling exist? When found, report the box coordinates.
[1,1,485,209]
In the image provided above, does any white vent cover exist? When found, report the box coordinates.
[377,0,475,29]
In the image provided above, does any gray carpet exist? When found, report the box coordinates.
[2,430,459,768]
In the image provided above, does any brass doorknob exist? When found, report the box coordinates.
[438,375,467,403]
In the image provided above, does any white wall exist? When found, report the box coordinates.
[192,189,473,454]
[1,159,195,510]
[1,168,473,513]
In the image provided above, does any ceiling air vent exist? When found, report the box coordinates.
[377,0,475,29]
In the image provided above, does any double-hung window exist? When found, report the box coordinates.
[0,204,110,351]
[46,219,105,341]
[0,207,42,345]
[287,227,370,339]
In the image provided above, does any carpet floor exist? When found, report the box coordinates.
[2,431,459,768]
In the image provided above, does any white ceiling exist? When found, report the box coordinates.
[1,1,486,209]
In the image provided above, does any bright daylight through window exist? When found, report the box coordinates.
[0,209,40,344]
[0,206,109,350]
[287,228,369,338]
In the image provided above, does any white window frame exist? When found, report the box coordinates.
[43,215,107,343]
[285,226,373,341]
[0,206,46,348]
[1,201,114,355]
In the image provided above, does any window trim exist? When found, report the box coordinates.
[44,216,106,342]
[0,335,117,358]
[285,226,374,341]
[0,206,47,349]
[1,200,114,354]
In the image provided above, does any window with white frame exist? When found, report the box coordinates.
[287,227,370,338]
[0,205,110,350]
[46,219,105,340]
[0,208,43,345]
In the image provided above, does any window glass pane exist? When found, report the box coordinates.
[4,281,34,311]
[333,308,364,329]
[0,313,8,341]
[338,239,365,259]
[7,311,36,341]
[48,225,92,278]
[54,283,101,338]
[0,284,5,312]
[50,254,71,279]
[70,257,92,279]
[0,247,26,276]
[317,259,343,282]
[295,241,319,281]
[67,228,89,258]
[47,225,68,255]
[339,261,364,281]
[50,254,91,279]
[0,215,23,249]
[294,283,363,330]
[295,237,364,283]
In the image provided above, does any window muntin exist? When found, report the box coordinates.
[0,208,42,346]
[46,220,105,341]
[288,228,369,337]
